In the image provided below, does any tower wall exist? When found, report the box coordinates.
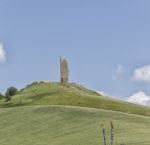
[60,58,69,83]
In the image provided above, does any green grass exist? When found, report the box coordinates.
[1,82,150,117]
[0,105,150,145]
[0,82,150,145]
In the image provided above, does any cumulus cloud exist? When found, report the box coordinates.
[97,91,121,99]
[112,65,126,80]
[97,90,150,106]
[97,91,110,97]
[127,91,150,106]
[0,42,6,62]
[133,65,150,83]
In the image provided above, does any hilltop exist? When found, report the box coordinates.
[1,81,150,117]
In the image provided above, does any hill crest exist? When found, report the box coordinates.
[0,81,150,117]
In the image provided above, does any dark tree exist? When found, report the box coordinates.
[5,87,18,101]
[0,92,4,99]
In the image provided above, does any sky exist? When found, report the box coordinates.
[1,0,150,106]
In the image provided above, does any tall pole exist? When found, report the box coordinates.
[110,121,114,145]
[101,124,107,145]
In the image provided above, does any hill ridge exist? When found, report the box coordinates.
[0,81,150,117]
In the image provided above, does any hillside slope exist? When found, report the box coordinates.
[0,105,150,145]
[1,82,150,117]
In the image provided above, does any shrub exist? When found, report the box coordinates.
[0,92,4,99]
[5,87,18,101]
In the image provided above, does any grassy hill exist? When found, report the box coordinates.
[1,82,150,117]
[0,82,150,145]
[0,105,150,145]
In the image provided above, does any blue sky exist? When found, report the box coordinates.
[1,0,150,105]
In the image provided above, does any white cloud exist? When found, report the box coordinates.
[133,65,150,83]
[97,91,121,100]
[112,65,126,80]
[97,91,109,97]
[127,91,150,106]
[0,42,6,62]
[98,89,150,107]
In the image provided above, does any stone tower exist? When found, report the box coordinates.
[60,58,69,83]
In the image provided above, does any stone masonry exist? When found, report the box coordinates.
[60,58,69,83]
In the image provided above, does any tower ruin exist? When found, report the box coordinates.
[60,58,69,83]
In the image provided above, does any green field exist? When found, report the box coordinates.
[0,105,150,145]
[0,82,150,145]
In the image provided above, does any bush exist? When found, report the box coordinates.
[0,92,4,99]
[5,87,18,101]
[25,82,38,89]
